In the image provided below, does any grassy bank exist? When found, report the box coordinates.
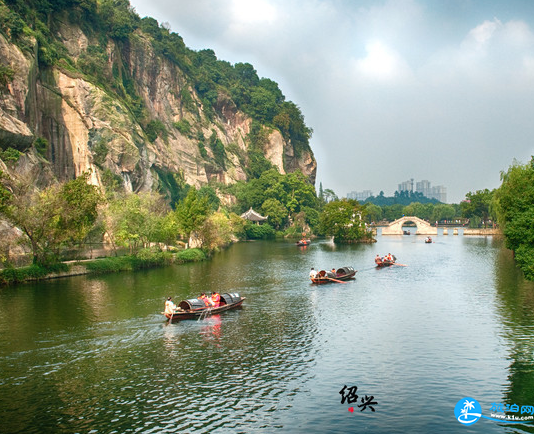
[0,248,207,286]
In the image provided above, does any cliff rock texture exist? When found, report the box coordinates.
[0,10,316,198]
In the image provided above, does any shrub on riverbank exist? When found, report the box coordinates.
[84,248,206,274]
[0,249,207,284]
[0,263,70,285]
[245,222,275,239]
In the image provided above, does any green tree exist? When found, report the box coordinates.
[493,158,534,279]
[0,172,101,264]
[105,191,170,252]
[319,199,371,243]
[461,189,494,228]
[261,197,287,230]
[174,188,211,241]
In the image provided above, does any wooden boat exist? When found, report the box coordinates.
[375,256,396,267]
[425,237,433,243]
[296,239,311,246]
[311,266,357,284]
[164,292,245,322]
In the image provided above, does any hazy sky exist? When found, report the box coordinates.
[129,0,534,203]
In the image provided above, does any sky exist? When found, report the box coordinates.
[129,0,534,203]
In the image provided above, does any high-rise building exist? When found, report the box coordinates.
[347,190,373,201]
[397,178,447,202]
[416,180,431,197]
[397,178,414,192]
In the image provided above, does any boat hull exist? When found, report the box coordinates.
[311,266,356,284]
[165,297,245,322]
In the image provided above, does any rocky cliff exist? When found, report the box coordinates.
[0,6,316,200]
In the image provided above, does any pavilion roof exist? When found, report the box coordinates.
[240,207,268,221]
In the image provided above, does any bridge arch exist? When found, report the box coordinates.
[381,216,437,235]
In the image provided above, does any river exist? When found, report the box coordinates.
[1,233,534,433]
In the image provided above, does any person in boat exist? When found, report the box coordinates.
[164,297,177,315]
[386,253,394,262]
[331,268,337,276]
[200,292,211,307]
[375,255,382,264]
[211,291,221,308]
[310,267,317,279]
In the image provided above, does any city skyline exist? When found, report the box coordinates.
[348,177,447,203]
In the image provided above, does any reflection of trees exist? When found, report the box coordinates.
[494,245,534,431]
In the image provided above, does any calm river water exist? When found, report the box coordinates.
[1,233,534,433]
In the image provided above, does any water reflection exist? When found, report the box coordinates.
[2,237,534,432]
[493,245,534,432]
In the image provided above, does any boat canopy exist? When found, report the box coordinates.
[336,266,355,275]
[177,293,241,310]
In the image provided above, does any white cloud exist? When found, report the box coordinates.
[352,41,413,83]
[129,0,534,202]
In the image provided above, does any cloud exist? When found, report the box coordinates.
[130,0,534,202]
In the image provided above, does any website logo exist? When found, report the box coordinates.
[454,397,534,425]
[455,398,482,425]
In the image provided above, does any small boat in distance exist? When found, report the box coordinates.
[375,254,396,267]
[425,237,433,243]
[311,266,357,284]
[296,239,311,246]
[164,293,245,322]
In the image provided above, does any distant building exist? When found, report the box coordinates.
[430,185,447,203]
[415,179,447,202]
[416,179,431,198]
[347,190,373,201]
[398,178,414,192]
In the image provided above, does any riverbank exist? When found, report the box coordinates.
[0,248,207,286]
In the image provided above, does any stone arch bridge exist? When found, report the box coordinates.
[381,216,437,235]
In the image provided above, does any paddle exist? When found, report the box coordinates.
[393,263,407,267]
[327,277,348,284]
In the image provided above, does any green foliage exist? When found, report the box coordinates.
[101,168,124,194]
[198,185,220,211]
[0,172,102,265]
[244,221,275,239]
[33,137,48,157]
[494,158,534,253]
[91,138,108,167]
[145,119,167,143]
[173,119,192,136]
[154,167,189,207]
[365,191,440,206]
[208,131,226,169]
[261,197,287,230]
[174,187,211,240]
[198,142,208,159]
[175,248,206,262]
[461,189,495,227]
[0,64,15,88]
[0,263,69,285]
[0,147,22,164]
[106,191,171,251]
[319,199,371,243]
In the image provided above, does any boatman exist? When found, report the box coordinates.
[211,291,220,308]
[200,292,211,307]
[165,297,177,315]
[310,267,317,279]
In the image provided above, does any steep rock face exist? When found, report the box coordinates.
[0,23,317,196]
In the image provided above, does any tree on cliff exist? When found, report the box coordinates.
[0,172,102,265]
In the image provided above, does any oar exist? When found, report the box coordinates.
[393,263,407,267]
[327,277,348,284]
